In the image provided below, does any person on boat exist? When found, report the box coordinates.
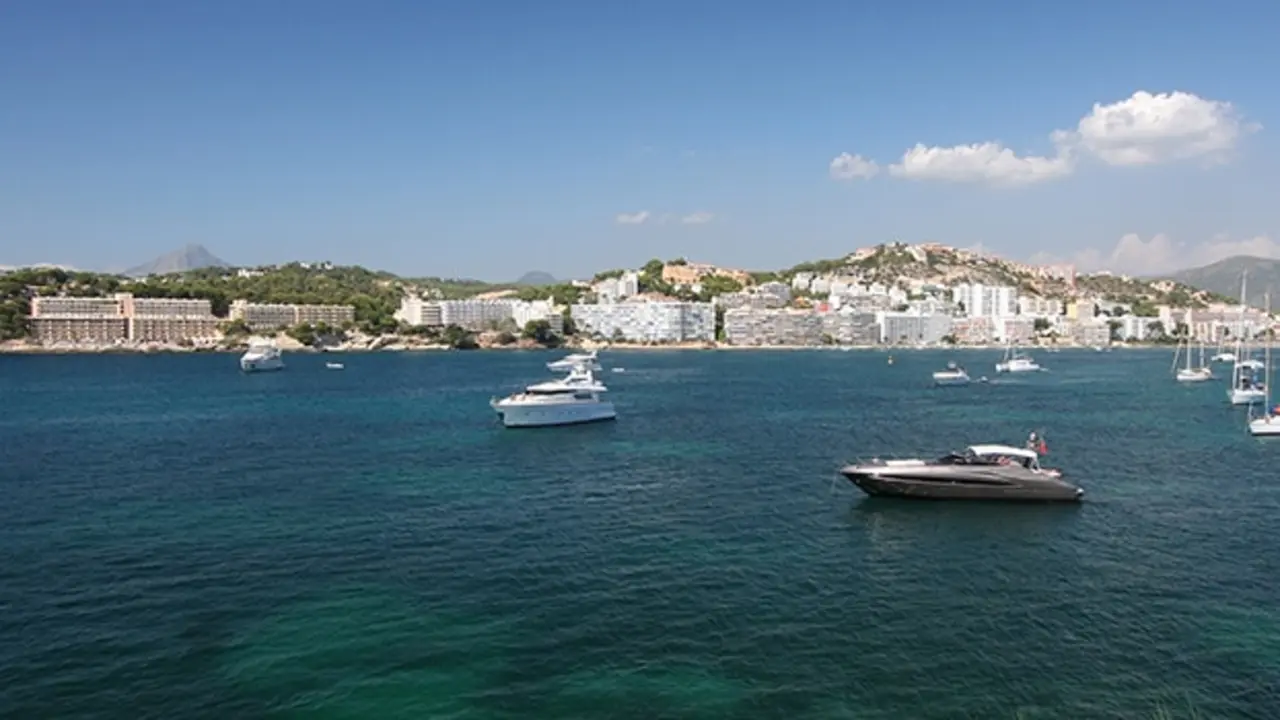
[1026,432,1048,454]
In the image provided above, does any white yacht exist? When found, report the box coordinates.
[240,339,284,372]
[491,364,616,428]
[547,350,602,371]
[995,344,1041,374]
[1172,337,1212,383]
[932,362,971,387]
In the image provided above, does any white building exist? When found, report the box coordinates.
[1018,296,1063,318]
[1119,315,1156,341]
[395,297,560,332]
[394,296,443,327]
[952,283,1017,319]
[874,310,953,345]
[994,316,1036,344]
[571,300,715,342]
[595,271,641,303]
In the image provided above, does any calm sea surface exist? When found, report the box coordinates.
[2,349,1279,719]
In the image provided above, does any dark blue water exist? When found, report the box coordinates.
[1,349,1278,718]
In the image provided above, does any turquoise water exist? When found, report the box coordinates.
[1,349,1278,718]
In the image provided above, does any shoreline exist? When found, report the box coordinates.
[1,340,1251,355]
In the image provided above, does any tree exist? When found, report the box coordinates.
[495,331,517,345]
[560,310,577,336]
[522,319,562,347]
[593,269,626,282]
[1108,319,1123,342]
[642,259,664,276]
[442,324,478,349]
[714,306,726,341]
[611,328,626,343]
[697,275,743,301]
[1147,320,1166,339]
[286,323,318,347]
[1032,317,1051,333]
[941,334,958,345]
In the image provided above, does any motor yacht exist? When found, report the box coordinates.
[240,339,284,372]
[491,364,616,428]
[995,345,1041,374]
[839,444,1082,502]
[932,362,970,387]
[547,350,602,371]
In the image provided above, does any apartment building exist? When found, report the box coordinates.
[594,271,640,303]
[994,316,1036,344]
[1119,315,1156,341]
[571,300,715,342]
[951,283,1017,319]
[127,296,219,342]
[823,311,880,345]
[394,297,561,332]
[951,317,993,345]
[230,300,355,330]
[30,293,217,343]
[393,296,443,327]
[1070,318,1112,347]
[1018,296,1063,318]
[875,310,954,345]
[723,308,823,345]
[30,295,128,343]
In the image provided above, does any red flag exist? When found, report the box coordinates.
[1038,439,1048,454]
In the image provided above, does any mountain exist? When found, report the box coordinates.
[1164,256,1280,308]
[514,271,557,286]
[125,244,228,277]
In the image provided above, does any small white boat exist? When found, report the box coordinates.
[932,362,970,387]
[995,344,1041,373]
[547,350,602,371]
[492,363,616,428]
[326,362,344,370]
[240,339,284,372]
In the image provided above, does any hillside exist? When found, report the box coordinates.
[1164,255,1280,308]
[783,243,1227,307]
[125,244,228,277]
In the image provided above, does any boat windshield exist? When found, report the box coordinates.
[940,449,1039,469]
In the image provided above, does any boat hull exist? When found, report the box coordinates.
[840,468,1082,502]
[495,400,617,428]
[932,372,970,387]
[1176,369,1212,382]
[240,357,284,372]
[1228,388,1266,405]
[1249,416,1280,436]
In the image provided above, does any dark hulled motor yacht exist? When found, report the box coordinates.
[840,444,1083,502]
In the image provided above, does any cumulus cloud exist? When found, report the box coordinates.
[680,211,714,224]
[1037,233,1280,275]
[888,142,1074,186]
[829,152,879,180]
[831,90,1255,186]
[615,211,651,225]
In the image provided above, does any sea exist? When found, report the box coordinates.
[1,348,1278,719]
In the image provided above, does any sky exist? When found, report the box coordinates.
[2,0,1279,281]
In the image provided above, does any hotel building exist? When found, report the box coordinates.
[571,300,715,342]
[230,300,355,330]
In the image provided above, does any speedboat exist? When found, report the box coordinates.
[240,339,284,372]
[547,350,601,371]
[325,362,345,370]
[839,444,1082,502]
[932,362,970,387]
[995,345,1041,373]
[491,364,616,428]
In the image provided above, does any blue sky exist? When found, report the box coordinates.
[2,0,1278,281]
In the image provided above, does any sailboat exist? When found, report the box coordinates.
[1248,291,1279,436]
[1228,271,1266,405]
[1172,334,1212,382]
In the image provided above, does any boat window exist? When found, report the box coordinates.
[572,392,594,400]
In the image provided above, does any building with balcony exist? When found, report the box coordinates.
[571,300,714,342]
[230,300,355,330]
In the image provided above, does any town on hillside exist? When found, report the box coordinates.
[0,243,1273,352]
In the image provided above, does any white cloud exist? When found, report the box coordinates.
[888,142,1074,186]
[615,211,651,225]
[829,152,879,180]
[681,211,714,225]
[1064,91,1253,166]
[1039,233,1280,275]
[831,90,1255,186]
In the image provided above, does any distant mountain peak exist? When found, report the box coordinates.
[125,244,228,277]
[515,271,557,286]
